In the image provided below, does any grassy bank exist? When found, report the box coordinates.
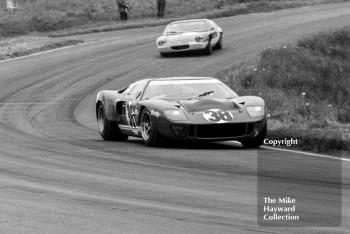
[0,0,348,37]
[217,27,350,154]
[0,38,83,60]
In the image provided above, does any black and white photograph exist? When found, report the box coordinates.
[0,0,349,233]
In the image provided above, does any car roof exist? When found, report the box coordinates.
[130,77,217,84]
[169,19,212,25]
[150,77,217,81]
[128,77,219,87]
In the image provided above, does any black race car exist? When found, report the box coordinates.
[96,77,267,147]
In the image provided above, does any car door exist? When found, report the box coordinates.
[122,80,148,128]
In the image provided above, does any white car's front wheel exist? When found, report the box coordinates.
[215,33,223,50]
[203,39,212,55]
[160,52,169,57]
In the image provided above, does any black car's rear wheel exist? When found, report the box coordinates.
[240,124,267,148]
[97,103,128,141]
[141,109,162,146]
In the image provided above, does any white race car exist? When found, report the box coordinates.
[156,19,223,57]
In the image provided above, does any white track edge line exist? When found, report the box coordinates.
[0,40,100,63]
[262,146,350,162]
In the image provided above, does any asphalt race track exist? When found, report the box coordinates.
[0,3,350,234]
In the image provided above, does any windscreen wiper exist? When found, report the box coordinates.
[187,91,214,100]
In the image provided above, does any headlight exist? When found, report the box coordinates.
[246,106,265,118]
[163,110,187,121]
[195,36,207,43]
[158,39,166,46]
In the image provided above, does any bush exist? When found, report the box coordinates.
[217,27,350,153]
[298,28,350,59]
[337,108,350,123]
[0,18,28,36]
[0,0,347,37]
[232,29,350,108]
[268,129,349,153]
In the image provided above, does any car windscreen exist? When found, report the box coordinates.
[165,21,212,34]
[142,79,238,100]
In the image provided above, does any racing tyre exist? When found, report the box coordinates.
[240,124,267,148]
[140,109,162,146]
[97,103,128,141]
[214,33,223,50]
[203,39,212,55]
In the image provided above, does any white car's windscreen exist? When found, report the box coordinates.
[142,79,238,100]
[165,21,212,34]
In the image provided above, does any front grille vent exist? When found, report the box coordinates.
[171,45,189,50]
[193,123,251,138]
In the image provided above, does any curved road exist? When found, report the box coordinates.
[0,3,350,234]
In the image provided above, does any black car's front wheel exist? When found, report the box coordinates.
[240,124,267,148]
[97,103,128,141]
[140,109,162,146]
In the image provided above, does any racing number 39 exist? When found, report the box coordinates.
[203,110,233,122]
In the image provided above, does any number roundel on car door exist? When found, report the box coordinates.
[203,109,234,123]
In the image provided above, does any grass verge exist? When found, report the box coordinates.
[0,0,348,38]
[0,39,84,61]
[217,27,350,155]
[49,0,349,38]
